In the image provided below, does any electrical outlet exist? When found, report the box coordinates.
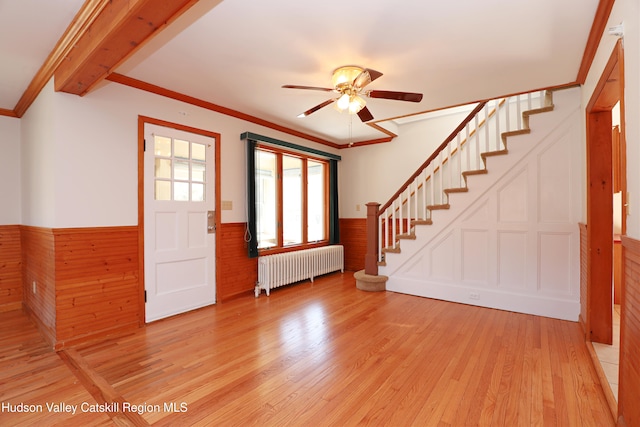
[356,204,361,212]
[469,292,480,300]
[32,281,37,294]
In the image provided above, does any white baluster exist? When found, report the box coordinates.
[465,123,471,172]
[399,190,403,237]
[447,139,452,193]
[384,209,389,251]
[506,97,511,132]
[423,167,429,220]
[378,215,382,262]
[517,95,522,129]
[392,201,396,249]
[456,133,462,187]
[495,99,501,149]
[429,164,434,215]
[484,103,490,152]
[413,176,420,224]
[475,113,480,169]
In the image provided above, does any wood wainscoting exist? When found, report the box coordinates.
[215,219,365,301]
[54,227,140,348]
[620,236,640,427]
[21,226,139,349]
[340,218,366,272]
[0,225,22,312]
[21,226,57,344]
[14,220,362,346]
[217,222,257,301]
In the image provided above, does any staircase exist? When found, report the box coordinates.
[373,87,583,321]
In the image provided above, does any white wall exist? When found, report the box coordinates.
[339,108,472,218]
[20,79,340,228]
[582,0,640,238]
[21,80,57,227]
[0,115,21,224]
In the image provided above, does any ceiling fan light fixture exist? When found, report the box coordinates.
[348,95,366,114]
[336,93,351,111]
[331,65,363,89]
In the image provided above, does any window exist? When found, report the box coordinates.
[255,146,328,250]
[153,135,207,202]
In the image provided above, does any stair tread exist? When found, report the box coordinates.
[481,149,508,158]
[462,169,487,176]
[411,219,433,225]
[397,233,416,240]
[523,105,554,116]
[427,204,450,210]
[382,247,401,254]
[502,129,530,138]
[444,187,468,193]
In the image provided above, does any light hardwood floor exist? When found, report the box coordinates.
[1,273,613,426]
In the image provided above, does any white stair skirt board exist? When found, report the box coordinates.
[379,88,583,321]
[386,277,580,321]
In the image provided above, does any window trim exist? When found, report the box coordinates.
[243,132,340,258]
[256,144,330,254]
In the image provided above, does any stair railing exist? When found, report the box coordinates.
[369,90,549,273]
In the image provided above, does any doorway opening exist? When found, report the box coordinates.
[585,39,625,402]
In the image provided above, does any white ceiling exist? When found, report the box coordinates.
[1,0,599,144]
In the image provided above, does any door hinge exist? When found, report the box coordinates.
[143,139,146,152]
[144,290,147,303]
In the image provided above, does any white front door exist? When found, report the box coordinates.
[144,124,216,322]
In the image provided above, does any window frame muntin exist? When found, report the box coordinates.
[255,143,330,254]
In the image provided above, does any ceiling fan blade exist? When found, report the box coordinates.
[357,106,374,122]
[298,99,335,117]
[282,84,334,92]
[367,90,423,102]
[353,69,383,90]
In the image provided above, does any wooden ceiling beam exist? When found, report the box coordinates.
[13,0,109,117]
[54,0,199,96]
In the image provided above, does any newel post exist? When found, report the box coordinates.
[365,202,380,276]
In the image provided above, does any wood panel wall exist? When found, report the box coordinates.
[216,219,364,301]
[21,226,56,345]
[0,225,22,311]
[579,223,588,335]
[54,227,140,348]
[217,222,257,302]
[340,218,366,272]
[620,236,640,427]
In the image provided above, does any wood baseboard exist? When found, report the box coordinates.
[585,341,618,422]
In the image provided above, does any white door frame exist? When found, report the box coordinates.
[137,116,221,324]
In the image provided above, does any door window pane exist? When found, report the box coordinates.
[155,181,171,201]
[308,160,325,242]
[153,134,213,202]
[192,162,206,182]
[192,143,206,161]
[256,150,277,248]
[174,160,190,181]
[192,183,205,202]
[174,139,190,159]
[155,158,172,179]
[154,136,171,157]
[174,182,189,201]
[283,155,302,246]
